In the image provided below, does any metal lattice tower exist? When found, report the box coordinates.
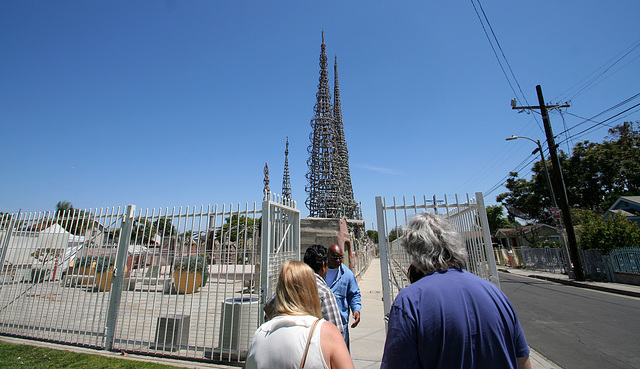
[305,32,358,219]
[306,32,342,218]
[282,137,292,200]
[263,162,270,198]
[333,56,359,219]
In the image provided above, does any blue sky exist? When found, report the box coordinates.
[2,1,639,228]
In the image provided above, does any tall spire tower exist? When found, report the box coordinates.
[306,32,342,218]
[282,137,292,200]
[333,56,358,219]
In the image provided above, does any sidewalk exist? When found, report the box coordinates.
[350,258,564,369]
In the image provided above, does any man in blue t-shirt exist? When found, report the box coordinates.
[381,213,531,369]
[326,243,361,351]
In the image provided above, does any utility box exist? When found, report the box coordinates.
[219,297,259,352]
[153,314,190,351]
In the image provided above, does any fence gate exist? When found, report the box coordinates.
[258,194,300,322]
[375,192,499,318]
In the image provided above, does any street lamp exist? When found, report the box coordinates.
[505,135,575,278]
[505,136,556,206]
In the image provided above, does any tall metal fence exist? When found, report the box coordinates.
[494,246,640,283]
[375,192,498,319]
[0,196,298,364]
[520,247,568,274]
[608,247,640,274]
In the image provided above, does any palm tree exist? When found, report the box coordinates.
[56,201,74,215]
[54,201,90,236]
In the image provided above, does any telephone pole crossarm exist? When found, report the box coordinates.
[512,104,570,111]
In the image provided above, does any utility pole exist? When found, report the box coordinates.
[505,134,575,278]
[512,85,585,281]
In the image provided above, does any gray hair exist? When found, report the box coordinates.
[400,212,468,273]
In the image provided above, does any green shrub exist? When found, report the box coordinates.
[74,256,95,269]
[31,268,47,283]
[174,255,209,285]
[94,256,114,273]
[577,211,640,253]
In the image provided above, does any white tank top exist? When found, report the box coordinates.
[245,315,328,369]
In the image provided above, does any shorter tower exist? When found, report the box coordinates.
[282,137,292,200]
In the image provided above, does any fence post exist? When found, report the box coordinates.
[104,205,135,351]
[0,215,18,286]
[375,196,392,324]
[259,196,271,326]
[475,192,500,288]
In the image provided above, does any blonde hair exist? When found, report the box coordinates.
[273,260,322,318]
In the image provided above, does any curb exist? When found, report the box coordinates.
[525,274,640,298]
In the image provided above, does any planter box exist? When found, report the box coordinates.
[173,271,202,294]
[95,269,113,292]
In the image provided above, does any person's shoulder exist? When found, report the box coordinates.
[316,279,332,293]
[320,320,345,347]
[315,273,328,285]
[341,263,355,277]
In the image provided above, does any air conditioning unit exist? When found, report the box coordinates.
[152,314,190,351]
[218,297,259,353]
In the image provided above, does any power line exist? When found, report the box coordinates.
[489,97,640,198]
[484,154,538,197]
[470,0,543,133]
[554,38,640,102]
[559,102,640,143]
[555,92,640,137]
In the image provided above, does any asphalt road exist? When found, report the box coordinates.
[499,272,640,369]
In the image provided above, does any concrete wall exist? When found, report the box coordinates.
[300,217,341,258]
[614,272,640,286]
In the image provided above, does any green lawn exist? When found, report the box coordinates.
[0,340,197,368]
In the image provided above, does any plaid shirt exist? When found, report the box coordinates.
[316,273,344,332]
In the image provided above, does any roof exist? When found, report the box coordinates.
[495,224,557,237]
[606,196,640,219]
[608,196,640,209]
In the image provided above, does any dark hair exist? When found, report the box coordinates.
[303,244,328,273]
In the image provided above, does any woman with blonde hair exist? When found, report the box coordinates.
[245,260,353,369]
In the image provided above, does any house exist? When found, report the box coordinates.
[0,223,87,280]
[494,224,563,248]
[605,196,640,226]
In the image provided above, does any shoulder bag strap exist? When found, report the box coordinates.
[299,318,321,369]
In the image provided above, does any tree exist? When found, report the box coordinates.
[0,212,14,230]
[215,215,258,243]
[576,210,640,253]
[31,247,63,266]
[366,229,379,244]
[485,205,515,234]
[497,122,640,222]
[54,201,92,236]
[131,219,157,245]
[153,217,177,237]
[55,201,73,214]
[388,226,402,243]
[565,121,640,212]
